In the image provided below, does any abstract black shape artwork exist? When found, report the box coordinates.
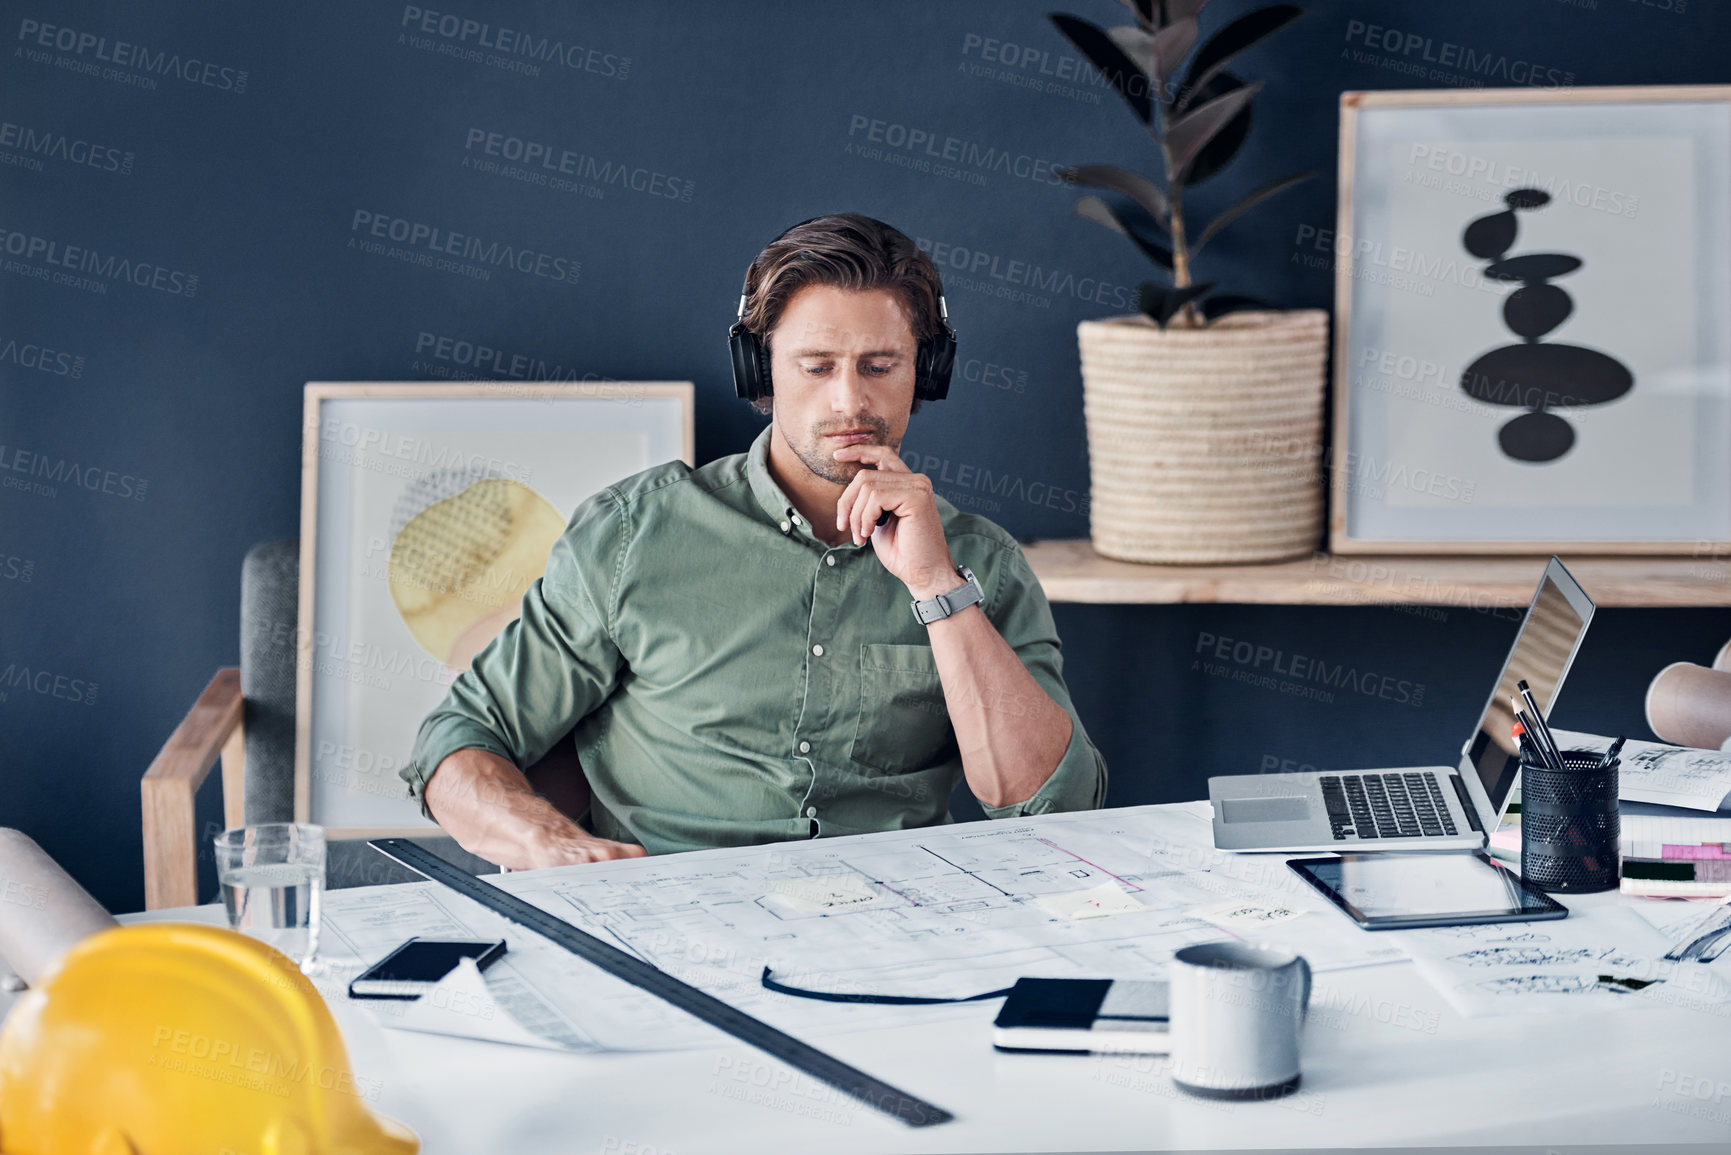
[1460,189,1634,463]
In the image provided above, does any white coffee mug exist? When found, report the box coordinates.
[1169,941,1311,1099]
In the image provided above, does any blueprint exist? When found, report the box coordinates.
[316,802,1406,1052]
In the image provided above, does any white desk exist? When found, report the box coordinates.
[66,806,1731,1152]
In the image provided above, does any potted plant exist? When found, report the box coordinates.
[1051,0,1328,564]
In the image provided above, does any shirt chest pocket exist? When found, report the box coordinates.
[851,643,959,775]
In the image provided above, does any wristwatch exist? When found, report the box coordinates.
[911,564,983,626]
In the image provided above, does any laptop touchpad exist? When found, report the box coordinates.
[1221,797,1310,823]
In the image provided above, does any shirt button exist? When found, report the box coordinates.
[791,515,803,527]
[779,520,791,533]
[811,643,824,657]
[798,741,811,754]
[825,555,836,567]
[805,807,818,818]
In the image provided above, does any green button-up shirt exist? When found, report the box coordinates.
[403,424,1107,852]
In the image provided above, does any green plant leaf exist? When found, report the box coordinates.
[1076,196,1174,269]
[1106,24,1158,82]
[1177,3,1302,112]
[1059,164,1171,229]
[1138,280,1215,327]
[1179,71,1252,185]
[1153,17,1200,91]
[1167,79,1262,182]
[1049,13,1153,124]
[1109,18,1197,92]
[1191,170,1315,255]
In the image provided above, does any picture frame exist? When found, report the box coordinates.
[296,381,694,839]
[1330,85,1731,555]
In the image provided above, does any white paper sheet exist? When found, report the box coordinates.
[1553,730,1731,811]
[359,957,564,1050]
[1387,904,1731,1017]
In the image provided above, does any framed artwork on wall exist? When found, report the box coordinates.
[296,381,694,838]
[1330,85,1731,554]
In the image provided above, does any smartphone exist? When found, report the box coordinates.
[347,937,507,1000]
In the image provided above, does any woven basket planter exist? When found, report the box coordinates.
[1078,309,1329,564]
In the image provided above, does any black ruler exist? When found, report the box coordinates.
[370,839,953,1128]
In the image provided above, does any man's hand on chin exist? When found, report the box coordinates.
[830,443,956,600]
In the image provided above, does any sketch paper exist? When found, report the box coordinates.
[1553,730,1731,811]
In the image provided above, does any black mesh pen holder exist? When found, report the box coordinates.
[1520,752,1620,893]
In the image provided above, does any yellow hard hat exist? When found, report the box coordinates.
[0,922,418,1155]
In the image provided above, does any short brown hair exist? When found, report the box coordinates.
[739,213,943,416]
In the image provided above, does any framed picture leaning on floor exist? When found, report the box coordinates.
[1329,85,1731,555]
[296,381,693,837]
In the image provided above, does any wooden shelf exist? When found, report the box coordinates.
[1019,540,1731,608]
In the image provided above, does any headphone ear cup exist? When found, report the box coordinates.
[730,326,768,401]
[915,325,957,401]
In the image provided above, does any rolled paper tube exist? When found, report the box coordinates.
[1646,662,1731,751]
[1715,637,1731,673]
[0,829,117,987]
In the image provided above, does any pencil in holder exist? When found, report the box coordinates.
[1519,751,1620,893]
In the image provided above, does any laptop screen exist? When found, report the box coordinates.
[1462,560,1594,816]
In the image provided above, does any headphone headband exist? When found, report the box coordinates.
[729,217,956,404]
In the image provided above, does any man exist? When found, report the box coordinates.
[403,213,1107,868]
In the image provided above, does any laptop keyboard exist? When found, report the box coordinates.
[1319,772,1458,840]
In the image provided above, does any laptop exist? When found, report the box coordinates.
[1209,557,1595,853]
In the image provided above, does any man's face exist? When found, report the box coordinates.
[767,284,918,485]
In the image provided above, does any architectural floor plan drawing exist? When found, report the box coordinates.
[317,803,1405,1052]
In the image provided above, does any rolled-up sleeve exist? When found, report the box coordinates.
[402,487,628,820]
[974,540,1108,819]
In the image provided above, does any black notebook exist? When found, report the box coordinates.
[991,977,1169,1054]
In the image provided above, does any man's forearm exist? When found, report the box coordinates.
[924,604,1072,809]
[423,748,592,869]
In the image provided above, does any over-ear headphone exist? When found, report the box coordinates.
[729,217,957,404]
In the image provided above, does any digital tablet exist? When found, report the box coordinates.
[1287,851,1569,930]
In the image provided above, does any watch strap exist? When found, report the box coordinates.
[911,565,982,625]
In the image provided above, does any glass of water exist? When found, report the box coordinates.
[213,823,326,974]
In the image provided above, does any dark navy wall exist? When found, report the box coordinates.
[4,0,1728,912]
